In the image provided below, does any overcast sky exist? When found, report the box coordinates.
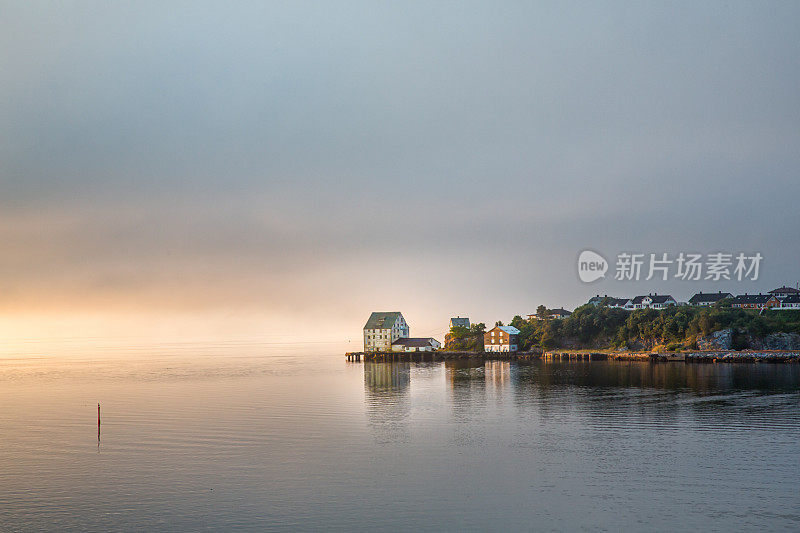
[2,1,799,345]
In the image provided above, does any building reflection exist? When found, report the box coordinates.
[363,361,411,443]
[364,361,411,393]
[484,360,511,391]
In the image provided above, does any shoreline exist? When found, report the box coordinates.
[346,350,800,363]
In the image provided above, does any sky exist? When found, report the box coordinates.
[1,1,799,348]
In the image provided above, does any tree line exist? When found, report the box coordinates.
[446,302,800,352]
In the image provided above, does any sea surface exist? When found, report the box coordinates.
[1,347,799,531]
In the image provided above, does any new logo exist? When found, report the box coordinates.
[578,250,608,283]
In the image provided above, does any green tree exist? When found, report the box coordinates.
[448,325,470,340]
[470,323,486,336]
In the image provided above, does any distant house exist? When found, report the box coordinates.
[449,317,470,329]
[688,291,733,307]
[588,295,630,309]
[588,295,616,307]
[628,294,677,310]
[445,317,471,349]
[548,308,572,319]
[363,312,409,352]
[775,294,800,310]
[608,298,631,309]
[484,325,520,352]
[527,308,572,320]
[730,294,775,310]
[768,286,800,299]
[391,337,441,352]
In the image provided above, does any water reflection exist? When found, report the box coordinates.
[365,360,800,435]
[372,359,800,398]
[448,360,800,392]
[444,360,487,437]
[363,361,412,443]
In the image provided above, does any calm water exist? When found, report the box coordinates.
[1,349,799,531]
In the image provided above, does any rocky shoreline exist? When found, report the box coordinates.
[549,350,800,363]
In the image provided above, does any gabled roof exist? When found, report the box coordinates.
[494,325,520,335]
[769,286,800,295]
[391,337,435,347]
[779,294,800,304]
[731,294,771,304]
[549,308,572,316]
[652,295,676,304]
[364,312,403,329]
[611,298,631,306]
[689,291,733,304]
[631,294,675,305]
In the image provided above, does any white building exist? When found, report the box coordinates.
[688,291,733,307]
[627,294,677,310]
[768,286,800,299]
[363,312,409,352]
[391,337,441,352]
[774,294,800,310]
[608,298,631,309]
[548,308,572,319]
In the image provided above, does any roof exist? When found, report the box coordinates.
[391,337,435,347]
[364,312,403,330]
[611,298,630,306]
[449,317,470,328]
[769,286,800,295]
[631,294,675,304]
[779,294,800,304]
[549,308,572,316]
[651,295,676,304]
[688,291,732,304]
[731,294,771,304]
[494,325,520,335]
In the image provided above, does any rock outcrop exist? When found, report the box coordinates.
[696,329,733,350]
[748,332,800,350]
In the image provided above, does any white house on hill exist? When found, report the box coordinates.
[775,294,800,310]
[628,294,677,310]
[688,291,733,306]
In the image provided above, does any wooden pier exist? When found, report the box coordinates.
[541,352,609,362]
